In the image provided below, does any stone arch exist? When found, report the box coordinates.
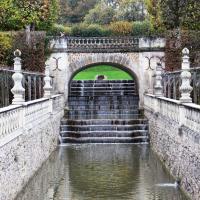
[66,53,143,107]
[68,53,139,80]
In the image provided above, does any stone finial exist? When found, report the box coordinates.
[11,49,25,104]
[180,48,193,103]
[43,63,52,98]
[154,62,163,97]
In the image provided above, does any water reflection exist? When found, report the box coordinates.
[15,144,189,200]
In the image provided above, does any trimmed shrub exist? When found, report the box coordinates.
[131,21,151,37]
[71,24,111,37]
[109,21,133,36]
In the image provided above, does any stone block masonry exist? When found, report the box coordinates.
[144,94,200,200]
[0,95,64,200]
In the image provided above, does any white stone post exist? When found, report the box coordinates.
[11,49,25,105]
[154,62,163,97]
[43,64,52,98]
[180,48,193,103]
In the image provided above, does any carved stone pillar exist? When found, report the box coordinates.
[154,62,163,97]
[43,64,52,98]
[180,48,193,103]
[11,49,25,105]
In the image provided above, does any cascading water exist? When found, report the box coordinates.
[60,80,149,143]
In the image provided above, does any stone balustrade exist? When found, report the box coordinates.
[0,94,64,147]
[0,105,22,141]
[67,37,139,52]
[144,94,198,125]
[143,94,156,112]
[184,104,200,133]
[157,97,180,123]
[50,36,165,53]
[144,94,180,123]
[24,99,51,126]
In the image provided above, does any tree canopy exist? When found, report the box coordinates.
[0,0,59,30]
[146,0,200,30]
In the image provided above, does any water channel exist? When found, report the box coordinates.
[15,144,189,200]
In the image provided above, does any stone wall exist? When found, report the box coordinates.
[0,95,64,200]
[144,94,200,200]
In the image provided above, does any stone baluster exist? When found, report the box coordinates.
[180,48,193,103]
[11,49,25,105]
[154,62,163,97]
[43,64,52,98]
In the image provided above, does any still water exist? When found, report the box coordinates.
[16,144,189,200]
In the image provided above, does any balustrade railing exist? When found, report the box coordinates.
[0,105,22,141]
[67,37,139,52]
[157,97,180,123]
[0,68,45,108]
[24,99,50,126]
[184,104,200,133]
[162,67,200,105]
[51,36,140,53]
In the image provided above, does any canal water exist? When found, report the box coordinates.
[15,144,189,200]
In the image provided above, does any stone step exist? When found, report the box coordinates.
[71,80,135,84]
[61,119,148,126]
[69,92,137,96]
[60,124,148,132]
[70,87,137,93]
[60,130,148,138]
[68,105,139,110]
[67,109,139,115]
[67,114,143,120]
[70,83,136,88]
[68,95,139,100]
[61,80,147,144]
[61,136,149,144]
[70,86,136,90]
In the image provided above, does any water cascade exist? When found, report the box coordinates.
[60,80,149,143]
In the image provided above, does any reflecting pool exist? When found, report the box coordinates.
[15,144,189,200]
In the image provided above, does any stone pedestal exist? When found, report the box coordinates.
[154,62,163,97]
[43,64,52,98]
[11,50,25,105]
[180,48,193,103]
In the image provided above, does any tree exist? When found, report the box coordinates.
[0,0,59,31]
[84,1,115,25]
[149,0,200,30]
[58,0,98,24]
[145,0,163,30]
[115,0,146,22]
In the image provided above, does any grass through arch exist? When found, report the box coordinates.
[73,65,133,80]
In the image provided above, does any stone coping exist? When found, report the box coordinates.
[0,105,22,114]
[0,94,64,113]
[145,93,200,111]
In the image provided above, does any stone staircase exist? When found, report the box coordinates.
[60,80,148,143]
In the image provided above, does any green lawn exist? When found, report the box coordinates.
[73,65,133,80]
